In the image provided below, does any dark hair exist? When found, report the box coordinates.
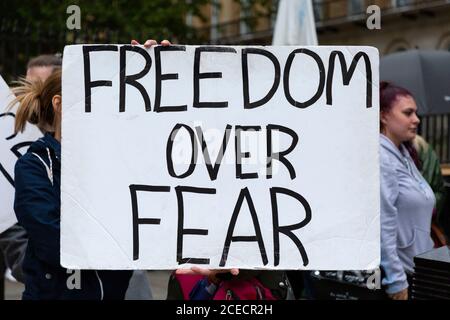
[379,81,421,168]
[27,54,62,70]
[379,81,413,114]
[405,141,421,169]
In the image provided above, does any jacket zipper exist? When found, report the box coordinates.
[94,271,104,300]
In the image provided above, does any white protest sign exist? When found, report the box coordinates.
[0,75,42,233]
[61,45,380,270]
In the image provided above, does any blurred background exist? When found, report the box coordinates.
[1,0,450,300]
[2,1,450,165]
[2,1,450,80]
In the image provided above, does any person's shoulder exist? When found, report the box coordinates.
[379,150,401,183]
[379,147,397,168]
[15,139,48,171]
[15,152,37,168]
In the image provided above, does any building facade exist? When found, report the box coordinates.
[195,0,450,55]
[193,0,450,163]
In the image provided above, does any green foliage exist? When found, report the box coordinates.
[0,0,211,81]
[2,0,210,43]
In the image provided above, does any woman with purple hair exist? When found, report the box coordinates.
[379,81,435,300]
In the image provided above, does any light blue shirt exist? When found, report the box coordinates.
[380,134,435,294]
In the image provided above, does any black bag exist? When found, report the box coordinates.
[306,270,386,300]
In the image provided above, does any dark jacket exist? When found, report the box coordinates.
[14,133,131,300]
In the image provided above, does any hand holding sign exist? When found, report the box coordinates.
[176,266,239,285]
[131,39,171,48]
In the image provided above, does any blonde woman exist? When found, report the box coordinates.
[11,70,132,299]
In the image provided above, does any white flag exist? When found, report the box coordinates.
[272,0,318,46]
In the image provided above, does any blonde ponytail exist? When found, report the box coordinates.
[9,69,61,134]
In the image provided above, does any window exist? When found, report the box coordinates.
[437,33,450,51]
[385,39,412,54]
[210,0,220,42]
[348,0,364,15]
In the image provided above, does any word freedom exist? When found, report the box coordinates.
[82,45,373,113]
